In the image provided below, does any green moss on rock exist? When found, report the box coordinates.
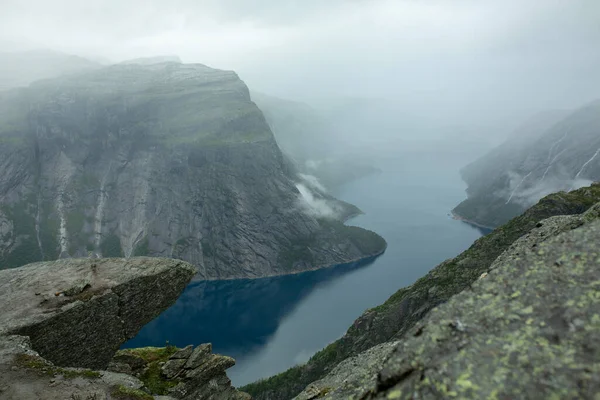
[14,354,101,379]
[116,346,178,364]
[242,184,600,400]
[115,346,180,395]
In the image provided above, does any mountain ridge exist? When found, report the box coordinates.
[453,99,600,228]
[0,61,386,279]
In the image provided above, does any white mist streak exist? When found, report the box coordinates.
[94,164,112,254]
[574,147,600,180]
[546,130,569,163]
[540,148,566,182]
[505,171,532,205]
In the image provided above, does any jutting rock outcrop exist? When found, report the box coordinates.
[0,257,249,399]
[0,61,385,279]
[110,344,250,399]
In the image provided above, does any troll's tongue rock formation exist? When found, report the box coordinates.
[0,257,197,369]
[0,61,385,279]
[0,257,249,399]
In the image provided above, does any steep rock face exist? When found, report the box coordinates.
[242,184,600,400]
[0,257,249,399]
[0,62,385,278]
[453,100,600,228]
[0,257,196,369]
[297,211,600,399]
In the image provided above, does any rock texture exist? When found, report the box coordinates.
[0,257,196,369]
[110,344,250,400]
[242,184,600,400]
[0,61,385,279]
[0,257,248,399]
[302,213,600,399]
[453,100,600,228]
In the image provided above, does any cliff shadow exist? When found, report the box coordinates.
[123,254,382,357]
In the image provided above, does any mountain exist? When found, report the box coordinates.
[119,55,183,65]
[0,50,100,91]
[452,101,600,228]
[242,183,600,399]
[251,92,381,189]
[291,204,600,399]
[0,61,385,278]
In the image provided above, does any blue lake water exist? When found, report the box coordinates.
[124,151,485,386]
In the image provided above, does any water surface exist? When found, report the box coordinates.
[125,151,484,385]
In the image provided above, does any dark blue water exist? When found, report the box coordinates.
[124,151,484,385]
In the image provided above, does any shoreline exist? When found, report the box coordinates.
[193,244,387,283]
[450,210,496,231]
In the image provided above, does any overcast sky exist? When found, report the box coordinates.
[1,0,599,129]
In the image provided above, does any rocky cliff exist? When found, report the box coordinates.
[0,61,385,278]
[293,205,600,399]
[453,100,600,228]
[0,257,249,399]
[242,183,600,399]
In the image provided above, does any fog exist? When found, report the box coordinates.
[1,0,599,142]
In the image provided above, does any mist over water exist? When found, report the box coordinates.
[125,149,483,385]
[2,0,598,391]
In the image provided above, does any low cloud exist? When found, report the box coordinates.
[295,174,341,219]
[501,169,596,208]
[297,173,327,193]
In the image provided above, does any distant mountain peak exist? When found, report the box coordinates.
[118,55,183,65]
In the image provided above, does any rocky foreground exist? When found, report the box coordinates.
[293,203,600,399]
[0,257,249,399]
[243,184,600,399]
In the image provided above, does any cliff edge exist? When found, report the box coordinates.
[0,258,248,399]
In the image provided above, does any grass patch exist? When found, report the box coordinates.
[116,346,180,395]
[117,346,178,364]
[14,354,101,379]
[139,362,179,395]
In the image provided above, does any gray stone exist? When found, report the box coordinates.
[245,185,600,400]
[301,219,600,399]
[0,256,250,400]
[184,354,235,384]
[184,343,212,369]
[169,345,193,360]
[161,359,186,379]
[62,278,91,297]
[107,361,132,374]
[293,341,399,400]
[0,257,196,369]
[112,353,147,372]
